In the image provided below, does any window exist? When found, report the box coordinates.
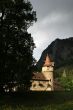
[33,84,36,87]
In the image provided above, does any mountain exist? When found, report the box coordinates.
[37,37,73,70]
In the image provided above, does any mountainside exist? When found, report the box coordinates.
[37,37,73,70]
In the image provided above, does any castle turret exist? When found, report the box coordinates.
[42,54,54,91]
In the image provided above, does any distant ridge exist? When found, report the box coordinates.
[37,37,73,70]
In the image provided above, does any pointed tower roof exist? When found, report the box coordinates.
[44,54,52,66]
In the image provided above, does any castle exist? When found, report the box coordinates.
[30,54,54,91]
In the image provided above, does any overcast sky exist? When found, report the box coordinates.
[28,0,73,61]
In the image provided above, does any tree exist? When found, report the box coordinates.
[0,0,36,91]
[59,76,73,91]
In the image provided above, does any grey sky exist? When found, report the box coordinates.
[28,0,73,60]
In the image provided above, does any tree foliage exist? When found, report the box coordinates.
[59,76,73,91]
[0,0,36,87]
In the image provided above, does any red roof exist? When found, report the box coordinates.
[44,54,52,66]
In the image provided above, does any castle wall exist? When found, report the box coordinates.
[30,80,52,91]
[42,72,54,90]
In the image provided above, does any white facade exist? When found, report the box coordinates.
[42,66,54,91]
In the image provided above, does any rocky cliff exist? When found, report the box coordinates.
[37,37,73,70]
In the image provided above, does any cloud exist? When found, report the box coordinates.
[30,0,73,20]
[28,0,73,60]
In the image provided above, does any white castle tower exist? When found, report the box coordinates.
[42,54,54,91]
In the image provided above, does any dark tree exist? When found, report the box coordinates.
[0,0,36,91]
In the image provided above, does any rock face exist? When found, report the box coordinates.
[37,37,73,69]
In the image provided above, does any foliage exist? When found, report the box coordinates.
[0,0,36,90]
[54,65,73,91]
[59,76,73,91]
